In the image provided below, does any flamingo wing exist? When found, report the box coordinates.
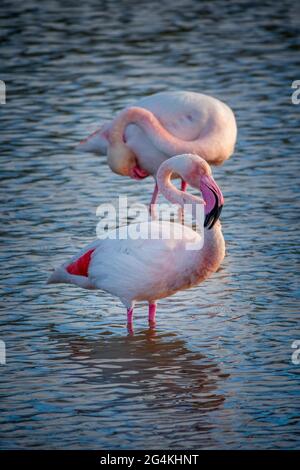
[124,91,235,173]
[88,221,200,304]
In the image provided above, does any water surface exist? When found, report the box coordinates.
[0,0,299,449]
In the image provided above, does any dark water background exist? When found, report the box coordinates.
[0,0,299,449]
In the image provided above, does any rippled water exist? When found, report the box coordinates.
[0,0,300,450]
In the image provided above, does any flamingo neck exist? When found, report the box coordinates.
[156,163,205,214]
[109,107,211,158]
[195,220,224,281]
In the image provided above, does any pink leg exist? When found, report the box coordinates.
[127,307,134,334]
[149,182,159,220]
[127,307,134,324]
[179,179,188,224]
[181,180,187,192]
[148,303,157,327]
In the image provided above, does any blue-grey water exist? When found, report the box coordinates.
[0,0,299,450]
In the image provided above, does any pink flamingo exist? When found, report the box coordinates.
[78,91,236,209]
[48,154,225,330]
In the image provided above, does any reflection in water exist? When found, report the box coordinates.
[1,0,300,450]
[54,328,226,410]
[44,327,227,448]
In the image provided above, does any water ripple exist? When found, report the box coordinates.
[0,0,299,450]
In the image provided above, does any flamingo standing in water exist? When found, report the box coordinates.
[78,91,236,209]
[48,154,225,330]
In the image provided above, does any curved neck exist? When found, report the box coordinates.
[109,107,211,158]
[156,161,204,211]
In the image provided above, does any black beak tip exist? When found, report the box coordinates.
[204,204,223,229]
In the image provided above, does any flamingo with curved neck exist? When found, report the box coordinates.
[48,154,225,331]
[78,91,236,210]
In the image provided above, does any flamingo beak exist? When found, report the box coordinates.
[200,175,224,229]
[130,165,150,180]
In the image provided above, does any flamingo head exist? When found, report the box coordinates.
[107,141,149,180]
[158,154,224,229]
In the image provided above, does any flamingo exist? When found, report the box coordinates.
[78,91,236,210]
[47,154,225,330]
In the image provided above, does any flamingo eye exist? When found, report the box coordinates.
[123,134,127,143]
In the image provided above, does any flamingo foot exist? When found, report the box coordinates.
[127,323,134,335]
[148,303,157,328]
